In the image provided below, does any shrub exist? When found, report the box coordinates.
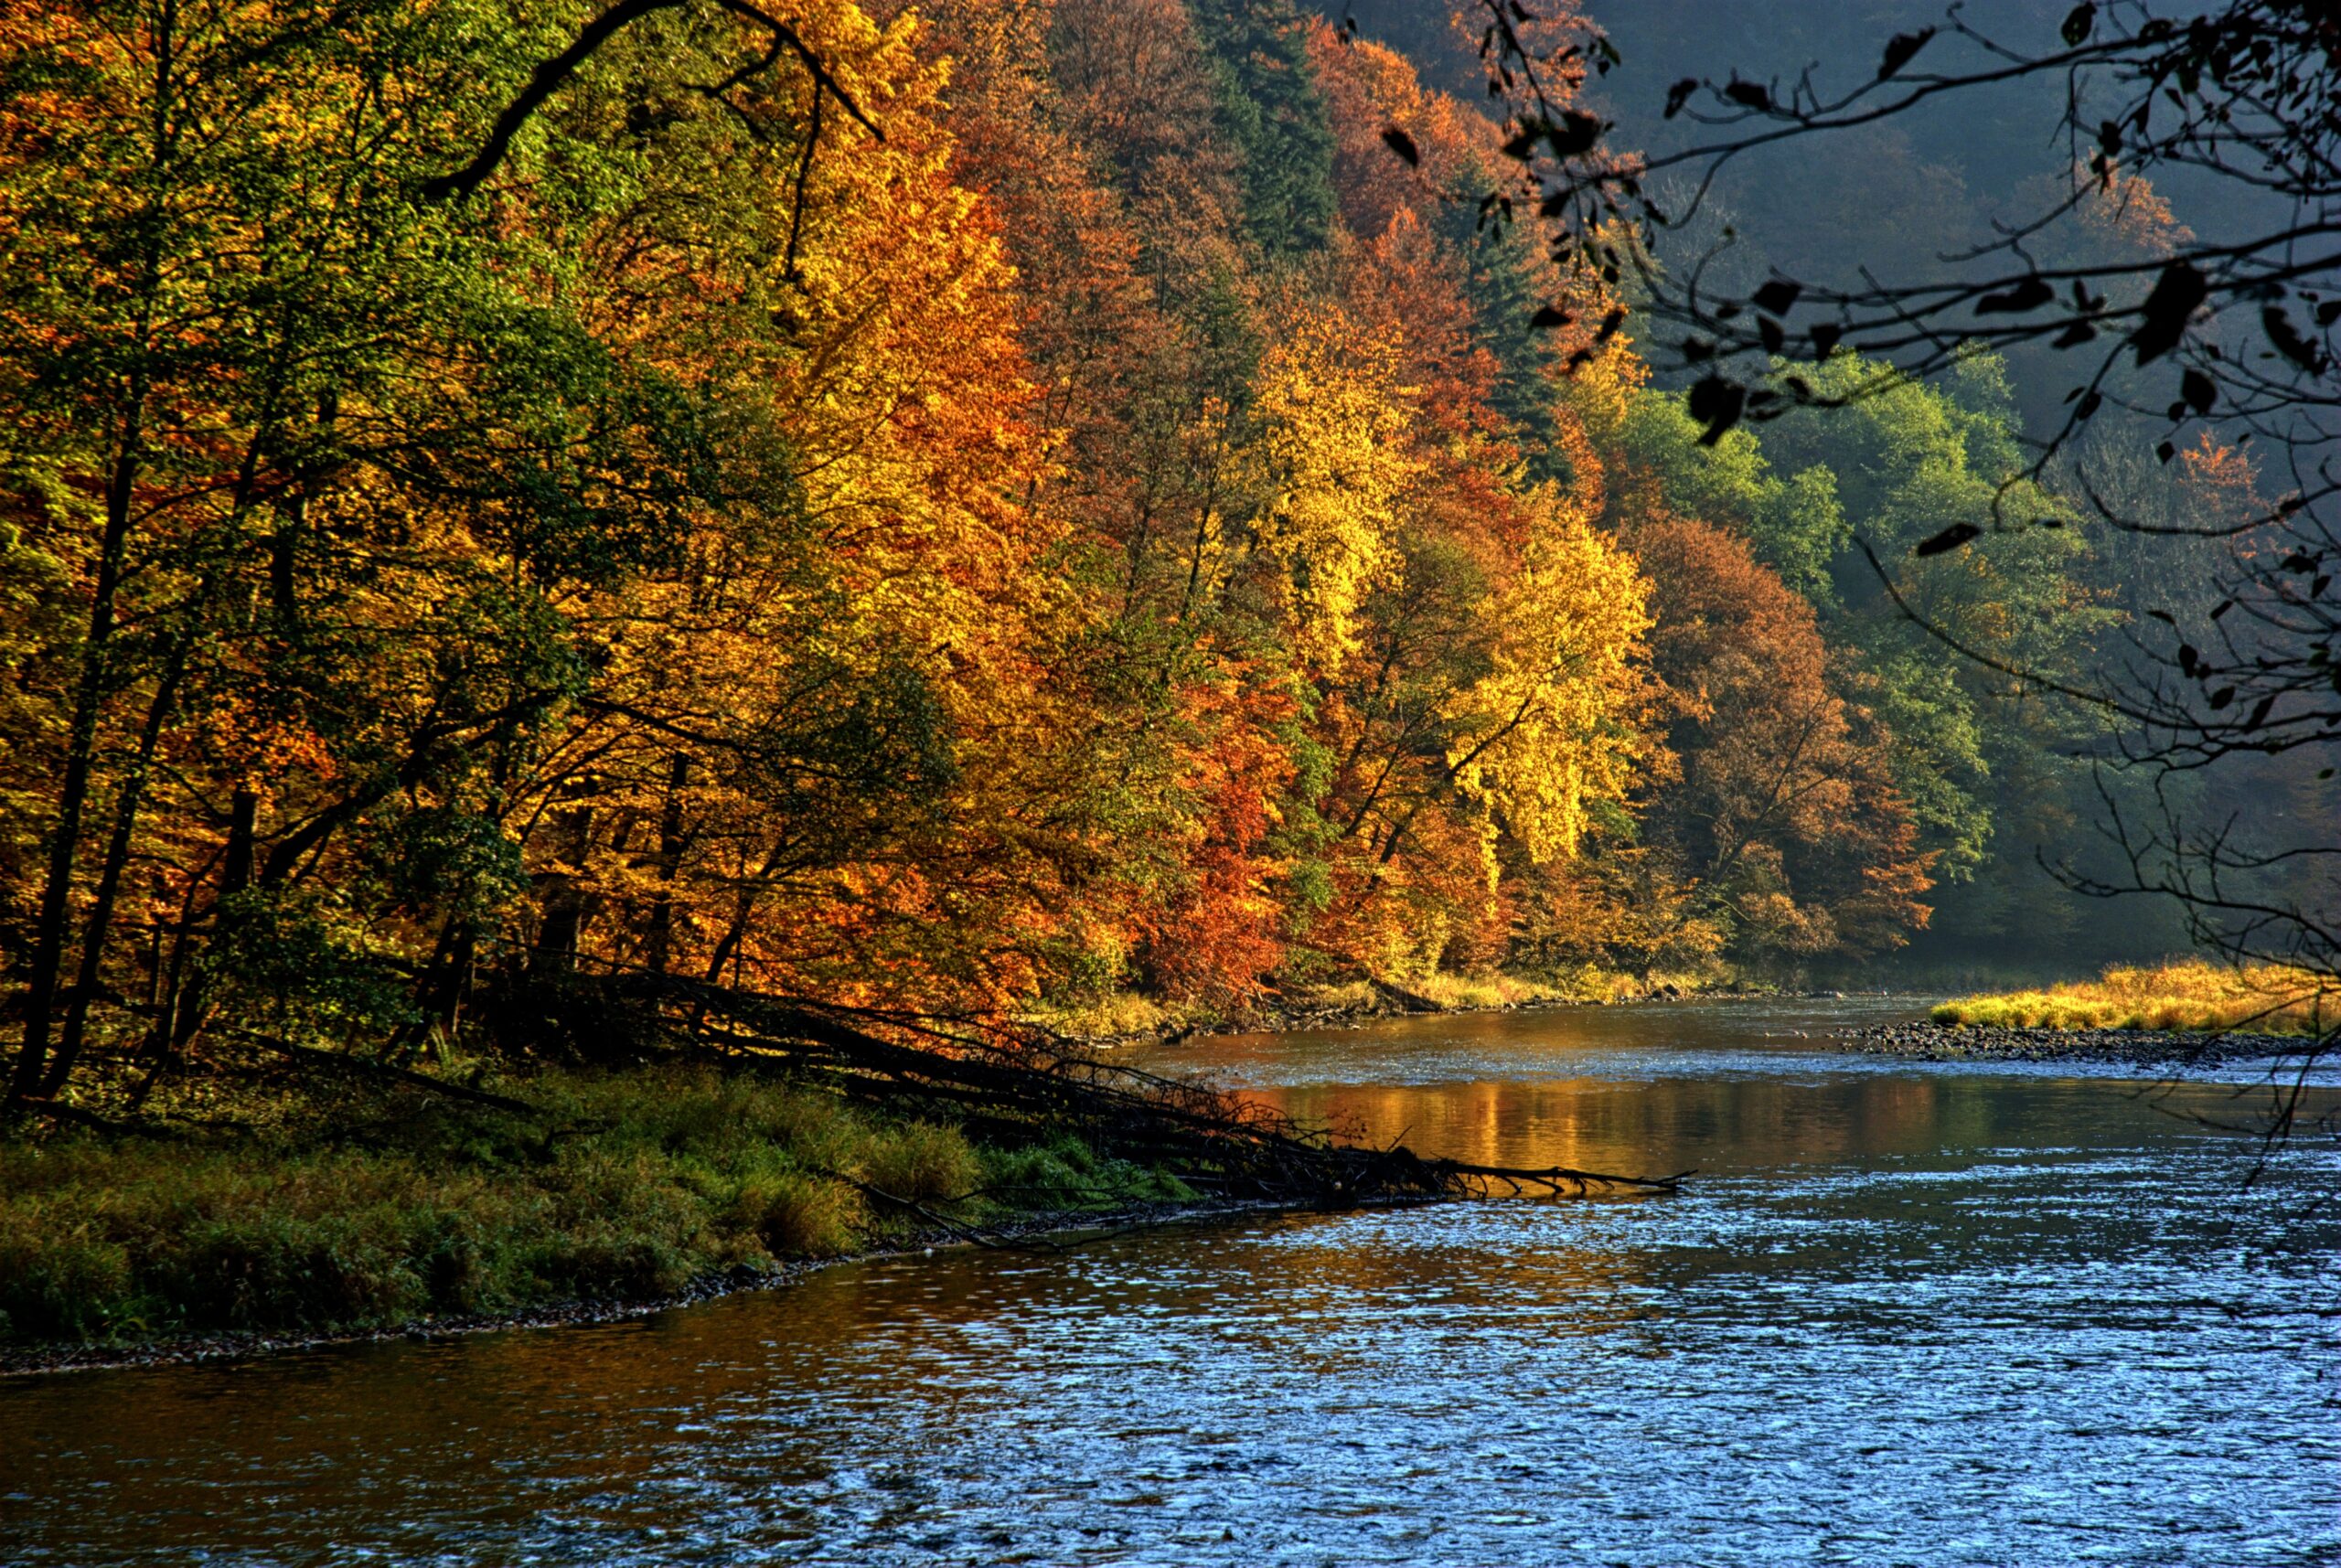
[861,1121,981,1206]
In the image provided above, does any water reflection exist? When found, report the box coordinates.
[5,1001,2336,1566]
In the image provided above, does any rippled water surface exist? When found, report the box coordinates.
[6,999,2338,1565]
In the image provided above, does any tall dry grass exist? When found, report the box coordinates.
[1931,960,2336,1036]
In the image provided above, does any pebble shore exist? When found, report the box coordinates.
[1844,1019,2314,1068]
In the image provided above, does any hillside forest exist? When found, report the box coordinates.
[0,0,2276,1097]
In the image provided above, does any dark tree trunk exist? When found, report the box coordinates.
[645,755,689,976]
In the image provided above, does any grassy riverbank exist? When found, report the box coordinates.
[0,1067,1187,1350]
[1932,960,2335,1037]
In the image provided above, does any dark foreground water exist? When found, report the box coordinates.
[5,999,2338,1566]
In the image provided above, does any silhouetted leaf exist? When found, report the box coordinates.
[2207,686,2235,709]
[2062,2,2096,45]
[1758,315,1785,354]
[2180,368,2215,414]
[1380,126,1419,165]
[1529,304,1573,330]
[1664,77,1698,118]
[2053,321,2098,347]
[1751,279,1801,315]
[1976,276,2054,314]
[1547,111,1604,156]
[2243,694,2273,730]
[1686,375,1746,444]
[2261,305,2325,371]
[1722,80,1772,112]
[1914,522,1982,556]
[1809,324,1842,360]
[2131,261,2207,364]
[1878,27,1935,79]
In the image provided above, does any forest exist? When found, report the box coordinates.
[6,0,2276,1116]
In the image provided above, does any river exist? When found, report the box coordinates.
[5,997,2337,1565]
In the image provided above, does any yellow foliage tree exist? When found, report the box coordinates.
[1245,305,1419,672]
[1445,487,1652,868]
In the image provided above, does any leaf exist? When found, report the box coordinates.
[1758,316,1786,355]
[1547,111,1605,157]
[1751,279,1801,315]
[1975,275,2054,315]
[1663,77,1698,118]
[2261,305,2325,372]
[1809,324,1843,360]
[2131,261,2207,365]
[2179,368,2215,415]
[2243,694,2275,731]
[2061,2,2096,45]
[2207,686,2235,710]
[1529,304,1574,330]
[1685,375,1746,444]
[2053,321,2098,348]
[1914,522,1982,557]
[1878,27,1935,79]
[1722,80,1773,112]
[1380,126,1420,166]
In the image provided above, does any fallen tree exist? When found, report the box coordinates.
[491,971,1687,1209]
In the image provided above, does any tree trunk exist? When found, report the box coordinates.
[43,643,193,1097]
[644,755,689,976]
[11,409,145,1103]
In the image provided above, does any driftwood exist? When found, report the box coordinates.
[619,976,1684,1207]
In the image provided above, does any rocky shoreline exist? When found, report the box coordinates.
[0,1197,1295,1381]
[1844,1019,2314,1068]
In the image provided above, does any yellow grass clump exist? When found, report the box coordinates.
[1931,960,2336,1036]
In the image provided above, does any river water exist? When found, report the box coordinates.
[5,998,2337,1565]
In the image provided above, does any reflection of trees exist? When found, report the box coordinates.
[1249,1073,1948,1173]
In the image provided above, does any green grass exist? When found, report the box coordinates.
[0,1067,1190,1348]
[1931,960,2336,1037]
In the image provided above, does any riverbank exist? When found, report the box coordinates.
[1046,968,1817,1047]
[1930,959,2333,1037]
[1845,1019,2315,1067]
[0,1064,1195,1371]
[0,1193,1293,1380]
